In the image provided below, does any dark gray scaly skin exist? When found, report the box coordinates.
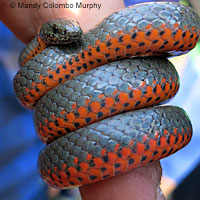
[14,2,200,108]
[18,19,83,67]
[34,57,179,143]
[18,37,39,66]
[38,106,192,188]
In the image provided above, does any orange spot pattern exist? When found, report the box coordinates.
[40,126,192,188]
[37,77,179,143]
[16,21,199,108]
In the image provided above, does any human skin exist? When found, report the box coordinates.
[0,0,165,199]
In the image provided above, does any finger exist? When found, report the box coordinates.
[80,161,163,200]
[0,0,124,43]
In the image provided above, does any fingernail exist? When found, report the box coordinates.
[157,186,166,200]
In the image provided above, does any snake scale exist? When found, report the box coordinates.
[13,2,200,188]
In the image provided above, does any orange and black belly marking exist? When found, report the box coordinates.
[14,2,200,109]
[34,57,179,143]
[18,36,47,67]
[13,2,199,189]
[38,106,192,188]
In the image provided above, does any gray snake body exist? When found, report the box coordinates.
[13,2,200,188]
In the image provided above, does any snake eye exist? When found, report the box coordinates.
[52,25,58,33]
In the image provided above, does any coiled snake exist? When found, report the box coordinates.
[13,2,200,188]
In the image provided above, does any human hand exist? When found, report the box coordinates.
[0,0,124,44]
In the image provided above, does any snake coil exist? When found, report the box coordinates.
[14,2,200,188]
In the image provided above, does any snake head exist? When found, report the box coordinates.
[39,19,83,45]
